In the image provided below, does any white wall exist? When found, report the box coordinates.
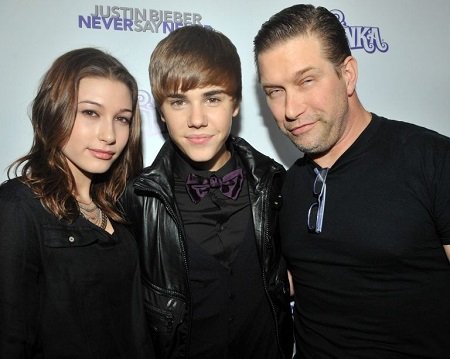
[1,0,449,182]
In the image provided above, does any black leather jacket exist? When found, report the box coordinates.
[121,137,293,359]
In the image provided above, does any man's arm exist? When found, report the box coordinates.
[287,270,294,296]
[444,244,450,262]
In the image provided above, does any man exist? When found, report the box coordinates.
[254,4,450,358]
[121,25,293,359]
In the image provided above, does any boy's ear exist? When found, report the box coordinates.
[232,103,240,118]
[158,109,166,123]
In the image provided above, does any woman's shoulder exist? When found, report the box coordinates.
[0,177,39,207]
[0,178,47,236]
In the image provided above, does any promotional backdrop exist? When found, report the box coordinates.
[1,0,449,181]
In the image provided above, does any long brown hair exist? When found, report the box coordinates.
[8,47,142,222]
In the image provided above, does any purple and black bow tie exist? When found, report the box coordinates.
[185,168,244,204]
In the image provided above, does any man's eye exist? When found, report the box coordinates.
[266,88,283,98]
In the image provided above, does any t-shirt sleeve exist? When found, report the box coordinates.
[431,136,450,245]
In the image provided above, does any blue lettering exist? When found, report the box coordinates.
[163,21,174,33]
[102,17,114,30]
[92,16,101,29]
[356,27,372,52]
[78,15,91,28]
[369,27,389,52]
[332,9,389,54]
[114,17,123,30]
[78,10,208,34]
[345,26,389,53]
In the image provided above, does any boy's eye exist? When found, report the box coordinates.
[207,97,220,104]
[170,99,185,107]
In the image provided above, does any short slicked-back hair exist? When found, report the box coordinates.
[254,4,351,78]
[149,25,242,108]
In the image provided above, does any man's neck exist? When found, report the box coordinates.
[313,102,371,169]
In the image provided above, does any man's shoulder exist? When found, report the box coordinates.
[374,113,449,142]
[370,114,450,169]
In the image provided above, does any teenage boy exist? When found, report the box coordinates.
[121,25,293,359]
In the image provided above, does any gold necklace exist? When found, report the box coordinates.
[77,201,107,230]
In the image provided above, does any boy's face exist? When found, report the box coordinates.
[160,85,239,171]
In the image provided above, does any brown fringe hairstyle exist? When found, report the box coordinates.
[8,47,142,223]
[149,25,242,110]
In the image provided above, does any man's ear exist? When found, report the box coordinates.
[342,55,358,96]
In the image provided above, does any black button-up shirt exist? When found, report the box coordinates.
[173,148,249,268]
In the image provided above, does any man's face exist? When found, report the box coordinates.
[160,85,239,171]
[258,35,352,156]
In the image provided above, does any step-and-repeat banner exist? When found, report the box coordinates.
[1,1,449,181]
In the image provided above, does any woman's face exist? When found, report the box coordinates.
[62,76,132,185]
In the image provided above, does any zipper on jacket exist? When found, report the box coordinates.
[147,303,175,332]
[135,178,192,357]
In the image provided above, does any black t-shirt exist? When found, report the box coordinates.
[281,114,450,358]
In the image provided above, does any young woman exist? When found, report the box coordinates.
[0,48,153,358]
